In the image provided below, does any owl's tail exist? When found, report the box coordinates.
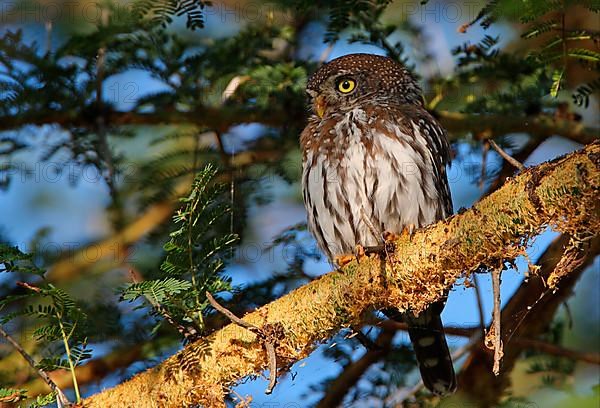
[384,303,457,395]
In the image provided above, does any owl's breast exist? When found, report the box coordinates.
[301,108,447,261]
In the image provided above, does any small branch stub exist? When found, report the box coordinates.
[205,292,280,394]
[489,140,526,171]
[485,268,504,376]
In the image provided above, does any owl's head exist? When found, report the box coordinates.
[306,53,423,118]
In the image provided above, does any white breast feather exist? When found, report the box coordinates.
[303,109,442,258]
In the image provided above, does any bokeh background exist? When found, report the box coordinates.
[0,1,598,407]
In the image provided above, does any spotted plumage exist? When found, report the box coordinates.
[300,53,456,395]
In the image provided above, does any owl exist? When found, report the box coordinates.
[300,53,456,395]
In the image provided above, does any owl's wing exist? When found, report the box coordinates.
[391,105,454,218]
[419,111,453,218]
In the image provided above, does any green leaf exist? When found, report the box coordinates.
[550,69,564,97]
[37,356,70,371]
[120,165,237,336]
[572,77,600,107]
[0,388,27,403]
[28,391,57,408]
[568,48,600,63]
[132,0,210,30]
[32,324,62,342]
[121,278,192,304]
[0,244,45,276]
[522,20,558,39]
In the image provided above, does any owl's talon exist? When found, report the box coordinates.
[404,224,416,238]
[335,254,355,267]
[355,244,366,260]
[382,231,400,242]
[383,225,416,243]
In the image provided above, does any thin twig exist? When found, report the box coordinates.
[481,137,542,199]
[563,301,573,329]
[45,20,52,55]
[0,324,71,406]
[489,139,526,171]
[388,377,424,406]
[515,338,600,365]
[16,281,41,292]
[213,130,229,168]
[95,7,122,230]
[230,389,251,407]
[264,341,277,394]
[488,268,503,375]
[360,207,381,243]
[206,291,279,394]
[206,292,258,333]
[213,129,236,257]
[220,75,251,106]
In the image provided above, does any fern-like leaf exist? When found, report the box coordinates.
[121,165,237,336]
[28,392,57,408]
[121,278,192,304]
[132,0,210,30]
[550,69,564,97]
[522,20,558,39]
[567,48,600,63]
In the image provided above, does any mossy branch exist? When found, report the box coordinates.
[84,142,599,408]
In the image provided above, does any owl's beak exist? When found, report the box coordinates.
[314,95,326,118]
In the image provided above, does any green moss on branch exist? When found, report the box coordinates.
[85,142,599,408]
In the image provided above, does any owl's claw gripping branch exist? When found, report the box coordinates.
[357,230,408,258]
[384,225,416,242]
[334,254,356,267]
[334,244,376,267]
[359,241,396,258]
[382,230,400,242]
[354,244,367,262]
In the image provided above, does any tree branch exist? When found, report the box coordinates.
[13,110,597,284]
[0,324,70,406]
[513,338,600,365]
[81,143,599,407]
[1,109,597,146]
[437,111,598,145]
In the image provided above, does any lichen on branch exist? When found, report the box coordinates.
[84,142,599,408]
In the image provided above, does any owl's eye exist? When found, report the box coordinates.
[336,78,356,94]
